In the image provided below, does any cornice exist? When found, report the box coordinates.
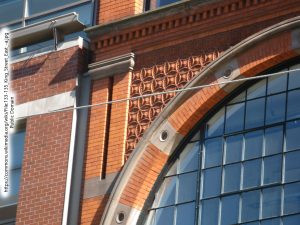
[86,0,273,51]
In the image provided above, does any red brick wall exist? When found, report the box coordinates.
[16,111,73,225]
[97,0,143,24]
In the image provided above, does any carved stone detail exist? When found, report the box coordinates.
[125,51,221,159]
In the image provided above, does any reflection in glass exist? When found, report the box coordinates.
[220,195,239,225]
[283,214,300,225]
[244,130,263,160]
[28,0,82,15]
[202,167,221,198]
[265,126,283,156]
[261,218,281,225]
[285,151,300,183]
[284,182,300,215]
[153,177,176,207]
[10,130,25,169]
[229,91,245,104]
[262,187,281,218]
[204,138,222,168]
[287,89,300,120]
[241,190,260,222]
[263,155,282,185]
[266,93,286,125]
[155,206,174,225]
[178,172,197,203]
[206,108,224,138]
[200,198,219,225]
[225,134,243,164]
[176,202,195,225]
[0,0,23,25]
[223,163,241,192]
[243,159,261,189]
[288,64,300,90]
[179,142,199,173]
[286,120,300,151]
[267,71,287,94]
[9,169,21,196]
[225,103,245,133]
[245,98,265,129]
[247,79,266,100]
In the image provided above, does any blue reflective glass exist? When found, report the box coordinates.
[267,72,287,95]
[179,142,199,173]
[155,206,174,225]
[157,0,180,7]
[284,182,300,215]
[202,167,221,198]
[9,168,21,196]
[223,163,241,192]
[287,90,300,120]
[265,126,283,156]
[286,120,300,151]
[288,64,300,90]
[262,186,281,218]
[283,214,300,225]
[225,103,245,133]
[266,93,286,125]
[0,0,23,25]
[229,91,246,104]
[225,134,243,164]
[261,218,281,225]
[285,150,300,183]
[153,176,176,207]
[264,155,282,185]
[243,159,261,189]
[10,130,25,169]
[242,190,260,222]
[244,223,260,225]
[206,108,224,138]
[247,79,266,100]
[220,194,239,225]
[204,138,222,168]
[177,172,197,203]
[244,130,263,160]
[28,0,82,15]
[200,198,219,225]
[176,202,195,225]
[245,98,265,129]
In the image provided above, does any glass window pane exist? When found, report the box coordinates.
[229,91,246,104]
[200,198,219,225]
[204,138,223,168]
[266,93,286,125]
[245,98,265,129]
[28,0,82,15]
[287,90,300,120]
[286,120,300,151]
[263,155,282,185]
[10,130,25,169]
[206,108,224,138]
[288,63,300,90]
[9,169,21,196]
[145,210,155,225]
[285,150,300,183]
[262,186,281,218]
[166,161,177,176]
[155,207,174,225]
[244,130,263,160]
[153,177,176,207]
[223,163,241,193]
[267,71,287,95]
[190,130,200,142]
[179,142,199,173]
[178,172,197,203]
[244,223,260,225]
[243,159,261,189]
[283,214,300,225]
[284,182,300,215]
[261,218,281,225]
[225,134,243,164]
[157,0,180,7]
[0,0,23,25]
[225,103,245,133]
[247,79,266,100]
[265,126,283,156]
[220,194,239,225]
[202,167,221,198]
[176,202,195,225]
[241,190,260,222]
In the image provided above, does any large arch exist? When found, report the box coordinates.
[100,16,300,225]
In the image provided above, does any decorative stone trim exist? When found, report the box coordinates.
[87,53,135,80]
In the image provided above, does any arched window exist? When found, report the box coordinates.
[143,62,300,225]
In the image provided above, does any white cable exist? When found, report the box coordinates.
[17,67,300,119]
